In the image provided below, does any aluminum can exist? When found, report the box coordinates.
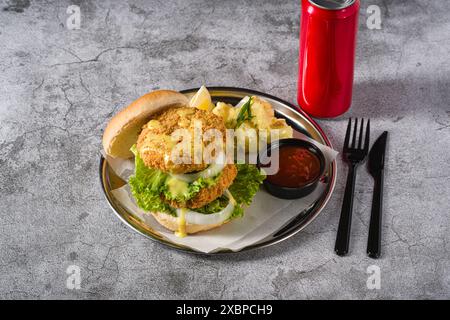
[297,0,360,118]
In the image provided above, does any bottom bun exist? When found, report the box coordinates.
[150,211,230,234]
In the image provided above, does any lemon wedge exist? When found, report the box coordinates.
[189,85,214,111]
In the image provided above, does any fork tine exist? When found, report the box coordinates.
[358,118,364,149]
[351,118,358,148]
[364,119,370,153]
[343,118,351,150]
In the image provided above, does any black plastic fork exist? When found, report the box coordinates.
[335,118,370,256]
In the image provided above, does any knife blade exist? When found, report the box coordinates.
[367,131,388,258]
[368,131,388,175]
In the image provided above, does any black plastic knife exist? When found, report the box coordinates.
[367,131,388,258]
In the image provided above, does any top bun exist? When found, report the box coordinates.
[102,90,189,158]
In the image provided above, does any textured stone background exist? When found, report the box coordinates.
[0,0,449,299]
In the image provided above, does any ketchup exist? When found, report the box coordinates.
[266,146,321,188]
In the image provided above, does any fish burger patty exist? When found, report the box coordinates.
[136,106,227,174]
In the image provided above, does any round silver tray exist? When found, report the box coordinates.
[99,87,337,254]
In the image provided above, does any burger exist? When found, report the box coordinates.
[102,89,265,237]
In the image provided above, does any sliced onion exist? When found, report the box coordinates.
[171,151,226,183]
[175,190,235,225]
[235,96,250,108]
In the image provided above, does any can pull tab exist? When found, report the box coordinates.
[308,0,355,10]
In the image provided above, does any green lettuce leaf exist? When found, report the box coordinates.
[229,164,266,206]
[194,194,244,219]
[128,146,175,215]
[162,175,221,202]
[193,164,264,219]
[195,195,229,214]
[229,205,244,219]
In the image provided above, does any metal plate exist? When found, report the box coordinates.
[99,87,337,254]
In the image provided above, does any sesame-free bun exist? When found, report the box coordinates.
[102,90,189,158]
[150,211,230,234]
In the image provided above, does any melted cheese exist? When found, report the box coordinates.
[141,134,175,154]
[166,177,189,198]
[175,208,187,238]
[146,120,161,129]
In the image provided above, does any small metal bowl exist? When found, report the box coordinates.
[258,138,326,199]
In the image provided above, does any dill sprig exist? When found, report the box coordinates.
[235,96,253,128]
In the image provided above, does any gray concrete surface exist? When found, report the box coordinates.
[0,0,449,299]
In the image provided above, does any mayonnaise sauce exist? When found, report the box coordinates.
[175,208,187,238]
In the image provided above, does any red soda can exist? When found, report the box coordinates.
[297,0,360,118]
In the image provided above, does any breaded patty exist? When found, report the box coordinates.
[164,164,237,209]
[137,107,226,174]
